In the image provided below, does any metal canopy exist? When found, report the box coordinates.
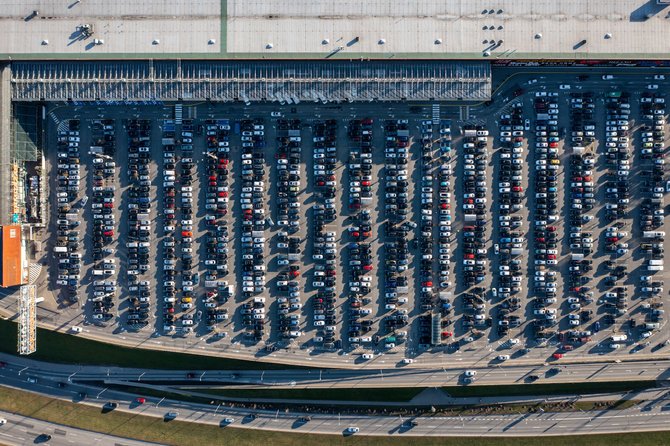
[11,60,491,102]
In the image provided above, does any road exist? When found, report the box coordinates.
[3,371,670,438]
[1,352,669,390]
[0,409,164,446]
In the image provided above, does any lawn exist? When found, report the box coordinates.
[0,318,304,370]
[0,386,667,446]
[443,381,656,398]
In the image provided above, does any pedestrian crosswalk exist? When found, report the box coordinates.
[174,103,183,124]
[432,104,440,125]
[28,263,41,285]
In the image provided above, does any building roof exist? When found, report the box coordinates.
[0,0,669,60]
[1,225,22,287]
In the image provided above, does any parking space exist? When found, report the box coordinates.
[37,74,669,366]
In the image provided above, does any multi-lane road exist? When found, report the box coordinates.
[2,361,670,440]
[1,352,669,391]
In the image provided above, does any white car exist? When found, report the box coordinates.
[347,427,359,433]
[497,355,510,361]
[361,354,374,360]
[464,370,477,377]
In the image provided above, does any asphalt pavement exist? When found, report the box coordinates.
[2,368,670,438]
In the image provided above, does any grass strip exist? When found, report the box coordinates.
[0,318,305,370]
[0,385,661,446]
[106,383,640,417]
[196,387,423,402]
[443,381,656,398]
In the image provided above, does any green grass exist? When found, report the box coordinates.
[0,385,665,446]
[443,381,656,398]
[0,318,305,370]
[191,387,424,402]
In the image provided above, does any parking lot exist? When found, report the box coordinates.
[35,70,670,368]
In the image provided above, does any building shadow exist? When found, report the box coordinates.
[630,0,668,22]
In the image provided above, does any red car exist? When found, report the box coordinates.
[441,331,453,338]
[103,231,113,236]
[553,353,563,359]
[423,281,433,287]
[607,237,618,242]
[572,177,583,181]
[136,397,146,404]
[464,254,474,259]
[558,332,565,342]
[547,254,556,259]
[290,271,300,277]
[363,265,373,271]
[547,226,557,231]
[512,186,523,192]
[562,345,574,351]
[103,203,113,208]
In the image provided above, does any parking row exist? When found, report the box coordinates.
[89,119,118,322]
[310,119,340,349]
[125,119,153,328]
[54,121,84,302]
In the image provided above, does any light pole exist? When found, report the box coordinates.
[138,372,145,381]
[18,366,28,376]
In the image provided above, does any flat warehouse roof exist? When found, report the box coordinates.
[0,0,221,58]
[1,1,669,60]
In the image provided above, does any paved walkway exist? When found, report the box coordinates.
[0,64,11,225]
